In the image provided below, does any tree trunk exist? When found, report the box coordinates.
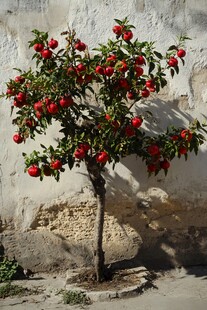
[86,158,106,282]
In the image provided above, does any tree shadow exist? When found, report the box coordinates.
[102,96,207,278]
[103,163,207,278]
[185,266,207,280]
[134,95,194,133]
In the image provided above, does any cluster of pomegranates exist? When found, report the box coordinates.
[146,129,193,173]
[9,22,188,178]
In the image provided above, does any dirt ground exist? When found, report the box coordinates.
[1,266,207,310]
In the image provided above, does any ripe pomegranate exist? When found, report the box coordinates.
[51,159,62,170]
[47,103,59,114]
[13,133,23,144]
[76,63,86,74]
[141,89,150,97]
[25,118,36,128]
[15,76,25,84]
[45,97,52,105]
[34,101,43,112]
[76,75,84,84]
[84,74,93,84]
[171,135,179,141]
[67,66,77,76]
[168,57,178,67]
[59,96,74,108]
[34,43,44,52]
[43,165,51,176]
[106,54,117,66]
[135,55,145,65]
[105,66,114,77]
[41,49,52,59]
[125,125,135,137]
[96,151,109,163]
[123,31,133,41]
[160,159,170,170]
[177,49,186,58]
[147,144,160,156]
[16,92,26,102]
[147,163,157,172]
[135,66,144,77]
[75,41,86,51]
[74,148,85,159]
[146,79,155,88]
[127,91,135,100]
[95,65,105,75]
[35,111,42,119]
[131,116,143,128]
[119,78,130,90]
[112,25,123,36]
[48,38,58,49]
[179,147,188,155]
[105,114,111,120]
[79,143,90,152]
[13,100,24,108]
[180,129,192,141]
[6,88,15,96]
[28,165,41,177]
[119,61,128,73]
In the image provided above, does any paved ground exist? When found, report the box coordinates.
[1,266,207,309]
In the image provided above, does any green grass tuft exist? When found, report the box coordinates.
[62,290,91,305]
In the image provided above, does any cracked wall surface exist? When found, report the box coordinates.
[0,0,207,271]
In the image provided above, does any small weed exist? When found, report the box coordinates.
[62,290,91,305]
[0,257,18,282]
[0,282,26,298]
[0,282,42,299]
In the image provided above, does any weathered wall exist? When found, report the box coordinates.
[1,0,207,271]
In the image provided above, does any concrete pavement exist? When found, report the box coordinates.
[1,266,207,309]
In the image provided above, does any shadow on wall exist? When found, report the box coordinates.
[0,230,93,273]
[104,157,207,273]
[138,96,192,133]
[102,96,207,273]
[150,1,207,36]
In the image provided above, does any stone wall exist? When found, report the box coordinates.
[0,0,207,271]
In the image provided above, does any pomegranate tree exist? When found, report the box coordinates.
[2,17,206,282]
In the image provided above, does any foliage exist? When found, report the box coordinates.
[62,289,91,305]
[2,17,206,180]
[0,282,41,299]
[0,282,25,298]
[0,257,18,283]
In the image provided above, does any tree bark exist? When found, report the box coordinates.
[86,158,106,282]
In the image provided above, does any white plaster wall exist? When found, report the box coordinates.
[0,0,207,230]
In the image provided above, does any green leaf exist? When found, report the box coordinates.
[167,45,177,51]
[180,58,185,66]
[154,51,163,59]
[179,35,191,41]
[128,24,135,29]
[170,68,175,78]
[67,154,75,170]
[148,62,155,74]
[160,78,167,88]
[114,18,123,25]
[40,144,47,149]
[174,65,179,75]
[155,83,160,93]
[31,29,41,35]
[10,106,14,117]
